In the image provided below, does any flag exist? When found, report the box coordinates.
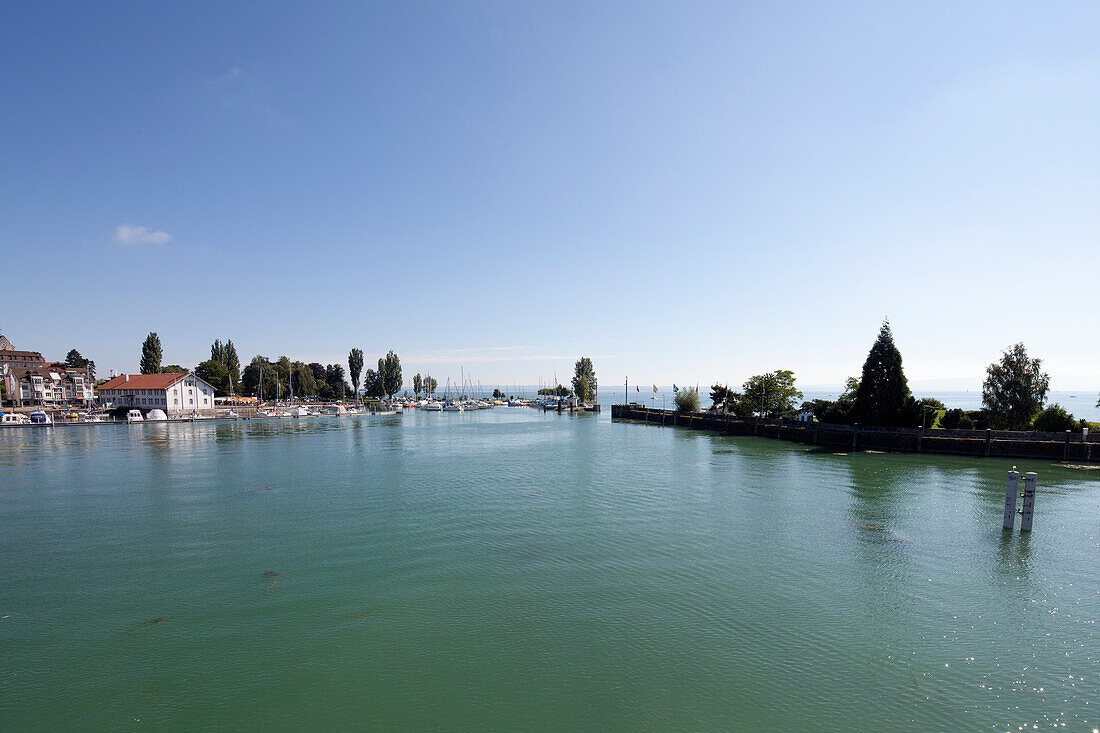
[673,384,679,392]
[636,385,640,392]
[652,385,658,393]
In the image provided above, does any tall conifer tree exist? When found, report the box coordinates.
[854,320,911,426]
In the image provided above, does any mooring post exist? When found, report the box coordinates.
[1020,472,1037,531]
[1002,470,1019,530]
[852,423,859,451]
[1063,430,1071,460]
[985,428,992,457]
[917,425,923,453]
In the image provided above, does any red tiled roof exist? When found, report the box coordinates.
[97,373,189,390]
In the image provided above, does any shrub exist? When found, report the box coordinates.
[1032,404,1076,432]
[674,386,700,413]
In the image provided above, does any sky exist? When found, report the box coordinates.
[2,1,1098,391]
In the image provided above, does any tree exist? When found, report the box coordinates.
[348,348,364,399]
[412,373,423,397]
[854,320,911,426]
[224,340,240,393]
[362,368,382,398]
[195,359,231,397]
[242,356,277,398]
[571,357,597,403]
[211,339,241,393]
[940,408,974,430]
[709,384,739,410]
[1032,404,1075,432]
[982,343,1050,430]
[674,385,700,413]
[161,364,185,373]
[140,332,162,374]
[379,351,402,399]
[66,349,86,368]
[492,388,504,399]
[425,376,438,397]
[325,364,348,400]
[742,370,803,418]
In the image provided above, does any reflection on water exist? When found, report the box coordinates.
[1,411,1098,731]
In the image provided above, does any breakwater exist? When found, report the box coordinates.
[611,404,1099,463]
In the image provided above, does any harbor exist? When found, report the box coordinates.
[2,406,1097,730]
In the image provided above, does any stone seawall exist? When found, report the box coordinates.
[610,405,1099,463]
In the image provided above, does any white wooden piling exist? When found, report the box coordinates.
[1020,472,1037,532]
[1002,470,1019,530]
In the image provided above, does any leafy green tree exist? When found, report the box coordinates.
[325,364,348,399]
[195,359,231,396]
[224,340,240,392]
[242,356,276,398]
[379,351,402,399]
[1032,404,1075,432]
[982,343,1050,430]
[709,384,734,409]
[291,362,317,397]
[348,348,364,399]
[492,388,504,399]
[538,385,572,397]
[66,349,86,368]
[140,332,162,374]
[425,376,438,397]
[210,339,241,393]
[854,320,911,426]
[742,370,803,418]
[939,408,973,430]
[674,385,700,413]
[161,364,185,373]
[571,357,597,403]
[412,373,423,397]
[362,368,382,398]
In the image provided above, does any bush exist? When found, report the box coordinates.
[674,386,700,413]
[1032,404,1076,432]
[940,409,974,430]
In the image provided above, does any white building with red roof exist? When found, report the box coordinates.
[98,372,216,414]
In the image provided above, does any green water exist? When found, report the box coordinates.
[1,410,1098,731]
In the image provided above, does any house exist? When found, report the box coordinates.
[5,364,95,407]
[97,372,216,414]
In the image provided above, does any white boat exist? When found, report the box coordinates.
[224,409,240,419]
[443,402,464,412]
[323,404,349,416]
[126,409,144,423]
[288,406,310,417]
[423,401,444,412]
[147,409,168,421]
[1,412,28,426]
[28,410,52,425]
[82,413,106,423]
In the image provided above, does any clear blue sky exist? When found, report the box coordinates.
[3,1,1098,390]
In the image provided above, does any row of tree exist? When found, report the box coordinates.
[700,321,1080,431]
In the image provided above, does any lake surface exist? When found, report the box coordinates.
[2,409,1098,731]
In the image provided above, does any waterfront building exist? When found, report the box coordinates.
[0,348,46,369]
[97,372,217,414]
[5,364,95,407]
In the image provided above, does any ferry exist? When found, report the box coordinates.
[126,409,144,423]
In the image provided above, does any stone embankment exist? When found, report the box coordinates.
[611,405,1098,463]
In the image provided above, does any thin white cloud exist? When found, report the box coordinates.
[114,223,171,246]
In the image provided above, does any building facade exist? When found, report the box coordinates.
[4,364,95,407]
[97,372,217,414]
